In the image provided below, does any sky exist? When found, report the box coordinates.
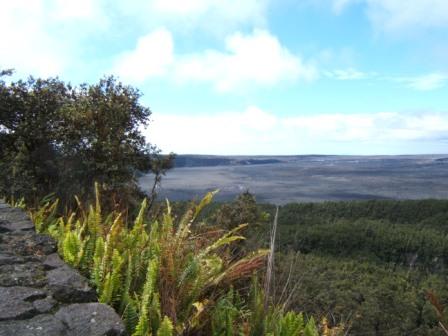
[1,0,448,155]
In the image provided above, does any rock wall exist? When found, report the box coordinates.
[0,202,125,336]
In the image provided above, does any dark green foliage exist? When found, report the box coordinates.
[270,199,448,335]
[287,219,448,268]
[248,277,267,336]
[0,72,70,202]
[278,199,448,230]
[275,252,447,335]
[211,289,241,336]
[276,200,448,268]
[212,191,260,231]
[210,192,272,256]
[0,70,174,206]
[57,77,153,198]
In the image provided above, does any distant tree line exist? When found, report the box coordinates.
[0,70,174,207]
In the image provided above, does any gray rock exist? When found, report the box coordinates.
[14,219,35,231]
[15,233,57,256]
[1,232,57,256]
[33,297,57,314]
[55,303,125,336]
[0,314,66,336]
[0,262,47,287]
[0,222,10,233]
[0,286,46,321]
[0,253,23,265]
[47,265,96,303]
[0,208,30,224]
[43,253,66,270]
[0,253,40,266]
[0,219,35,232]
[0,203,126,336]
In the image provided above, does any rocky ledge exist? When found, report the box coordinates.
[0,202,125,336]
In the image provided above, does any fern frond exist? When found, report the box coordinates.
[61,231,82,266]
[157,316,173,336]
[304,317,319,336]
[193,189,219,221]
[211,250,269,286]
[123,298,139,335]
[133,258,159,336]
[92,236,105,289]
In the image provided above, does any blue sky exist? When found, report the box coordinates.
[1,0,448,155]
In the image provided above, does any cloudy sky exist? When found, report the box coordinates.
[1,0,448,155]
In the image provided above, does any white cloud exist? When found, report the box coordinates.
[50,0,104,21]
[150,0,266,20]
[366,0,448,32]
[151,0,212,14]
[113,29,174,83]
[399,73,448,91]
[1,0,268,80]
[147,108,448,155]
[113,29,316,91]
[148,106,280,154]
[119,0,269,34]
[323,69,447,90]
[189,30,309,89]
[0,1,65,77]
[324,68,370,80]
[0,0,109,78]
[331,0,358,14]
[174,30,316,91]
[332,0,448,33]
[283,112,448,142]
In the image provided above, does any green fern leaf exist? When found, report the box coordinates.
[157,316,173,336]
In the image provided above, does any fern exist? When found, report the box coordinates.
[133,258,159,336]
[31,199,59,233]
[99,272,113,304]
[248,277,266,336]
[27,187,332,336]
[78,235,96,273]
[278,312,305,336]
[110,249,124,304]
[149,293,162,334]
[99,249,124,305]
[120,252,134,313]
[157,316,173,336]
[92,236,105,289]
[211,289,239,336]
[123,297,139,335]
[304,317,319,336]
[61,231,82,266]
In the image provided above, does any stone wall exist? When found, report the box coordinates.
[0,202,125,336]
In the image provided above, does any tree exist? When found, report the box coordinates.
[0,72,70,202]
[212,191,271,255]
[213,191,259,230]
[0,71,173,207]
